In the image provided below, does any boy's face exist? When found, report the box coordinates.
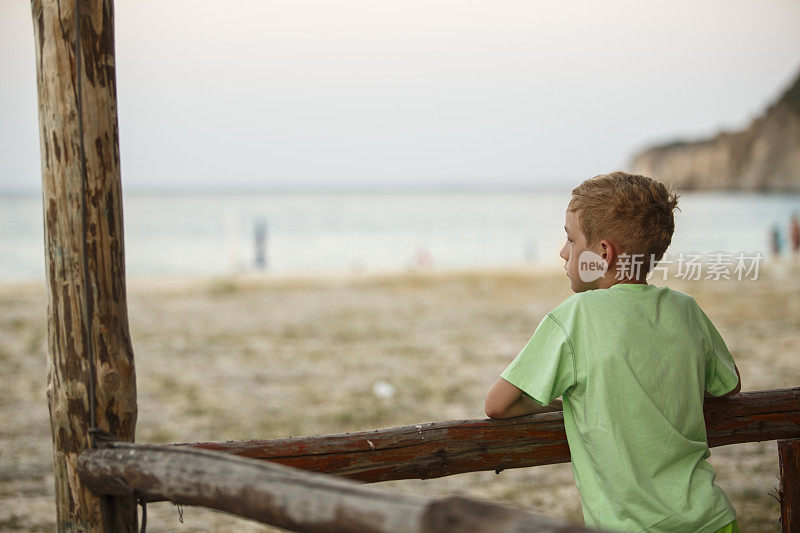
[560,209,613,293]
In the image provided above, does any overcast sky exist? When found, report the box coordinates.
[2,0,800,193]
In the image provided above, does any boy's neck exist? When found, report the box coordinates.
[597,275,648,289]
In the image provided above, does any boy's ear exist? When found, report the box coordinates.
[600,239,617,265]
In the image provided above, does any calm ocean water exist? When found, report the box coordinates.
[1,190,798,281]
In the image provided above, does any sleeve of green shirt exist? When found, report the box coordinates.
[500,313,577,407]
[698,307,739,397]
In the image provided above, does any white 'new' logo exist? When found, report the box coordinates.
[578,250,608,282]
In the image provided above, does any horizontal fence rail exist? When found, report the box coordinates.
[180,387,800,483]
[77,443,598,533]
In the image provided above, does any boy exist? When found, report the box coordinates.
[485,172,741,533]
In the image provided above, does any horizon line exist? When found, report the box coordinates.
[0,182,577,196]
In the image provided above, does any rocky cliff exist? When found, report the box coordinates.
[631,71,800,191]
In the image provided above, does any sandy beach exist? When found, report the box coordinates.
[2,263,798,531]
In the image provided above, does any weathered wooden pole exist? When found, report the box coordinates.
[31,0,138,530]
[78,442,597,532]
[779,438,800,532]
[182,387,800,483]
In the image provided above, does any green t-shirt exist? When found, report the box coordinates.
[501,282,739,532]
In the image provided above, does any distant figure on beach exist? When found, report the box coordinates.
[769,224,783,258]
[414,246,433,271]
[790,212,800,258]
[254,218,268,270]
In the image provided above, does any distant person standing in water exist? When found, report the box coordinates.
[769,224,782,258]
[254,218,268,270]
[790,213,800,259]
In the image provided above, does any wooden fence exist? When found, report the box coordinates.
[75,390,800,531]
[77,442,594,532]
[178,388,800,482]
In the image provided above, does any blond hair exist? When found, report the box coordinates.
[568,171,679,272]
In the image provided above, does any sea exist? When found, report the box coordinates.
[1,189,798,282]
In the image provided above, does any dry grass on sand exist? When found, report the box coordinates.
[1,263,799,531]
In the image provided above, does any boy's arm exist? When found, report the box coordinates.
[704,364,741,398]
[485,377,563,418]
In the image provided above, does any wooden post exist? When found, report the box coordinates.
[779,438,800,533]
[31,0,137,530]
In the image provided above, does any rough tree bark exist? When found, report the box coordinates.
[78,443,596,533]
[31,0,137,530]
[779,438,800,533]
[183,387,800,483]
